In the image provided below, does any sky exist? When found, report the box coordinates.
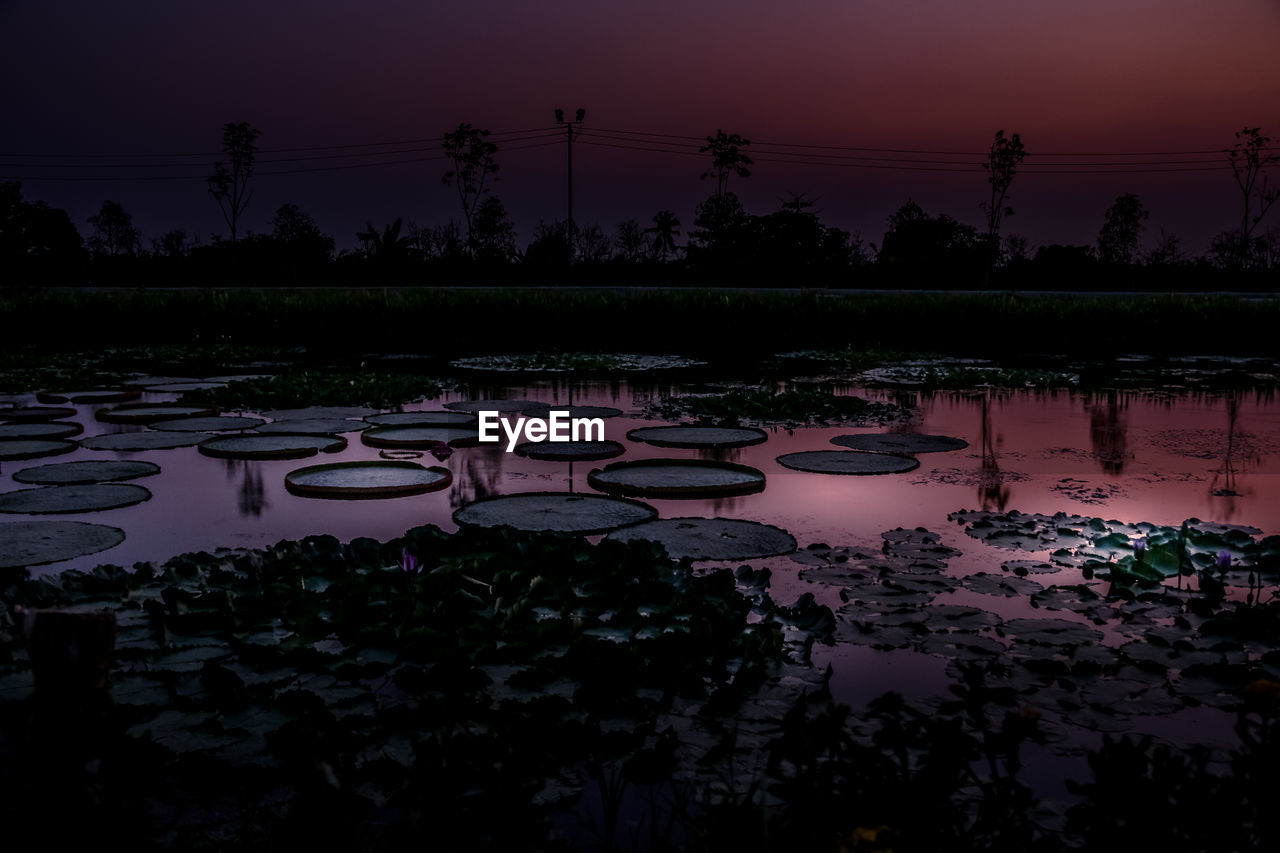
[3,0,1279,255]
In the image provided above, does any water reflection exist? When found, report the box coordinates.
[1089,391,1130,475]
[1208,392,1264,520]
[977,391,1010,511]
[223,459,268,518]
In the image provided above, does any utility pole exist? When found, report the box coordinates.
[554,108,586,254]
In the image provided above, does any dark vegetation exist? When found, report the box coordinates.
[2,124,1277,288]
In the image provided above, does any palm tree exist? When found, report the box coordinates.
[356,218,413,263]
[645,210,681,262]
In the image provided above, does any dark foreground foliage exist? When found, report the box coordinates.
[2,527,1279,851]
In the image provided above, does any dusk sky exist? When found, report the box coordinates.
[4,0,1279,254]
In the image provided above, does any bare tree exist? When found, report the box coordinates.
[699,130,753,197]
[980,129,1025,273]
[1225,127,1279,268]
[206,121,260,242]
[441,123,500,250]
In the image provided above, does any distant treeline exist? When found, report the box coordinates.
[2,180,1278,290]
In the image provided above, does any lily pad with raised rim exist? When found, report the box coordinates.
[80,431,213,451]
[0,483,151,515]
[285,460,452,499]
[626,425,768,449]
[830,433,969,454]
[198,434,347,460]
[444,399,544,414]
[1,406,77,422]
[0,520,125,568]
[260,406,380,420]
[588,458,766,498]
[12,460,160,485]
[776,450,919,475]
[514,441,626,461]
[520,405,624,420]
[153,416,266,432]
[0,439,78,461]
[453,492,657,534]
[361,425,479,448]
[605,517,797,561]
[97,403,218,424]
[364,411,477,426]
[256,418,368,435]
[0,421,83,440]
[37,389,141,405]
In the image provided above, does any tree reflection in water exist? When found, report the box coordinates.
[1209,392,1262,520]
[223,459,267,518]
[978,390,1009,511]
[1089,390,1130,475]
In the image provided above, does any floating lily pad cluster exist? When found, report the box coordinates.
[0,526,827,846]
[643,387,909,427]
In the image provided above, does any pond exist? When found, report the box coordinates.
[3,368,1279,845]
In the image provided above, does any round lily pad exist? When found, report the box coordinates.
[444,399,543,413]
[626,425,769,449]
[1,406,76,422]
[142,381,228,393]
[776,450,919,475]
[198,434,347,460]
[0,421,83,440]
[12,460,160,485]
[0,520,126,568]
[261,406,380,420]
[256,418,368,436]
[453,492,657,534]
[0,483,151,515]
[830,433,969,454]
[361,425,479,448]
[364,411,477,426]
[605,518,797,561]
[520,405,624,420]
[152,416,266,432]
[514,441,626,461]
[80,431,213,451]
[96,403,218,424]
[588,459,766,498]
[37,389,141,405]
[0,439,78,461]
[285,460,452,499]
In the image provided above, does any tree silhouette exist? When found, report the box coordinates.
[699,130,753,197]
[87,199,140,256]
[1225,127,1279,268]
[1096,193,1149,265]
[645,210,681,261]
[980,130,1026,270]
[441,123,500,251]
[614,219,645,262]
[356,218,412,263]
[469,196,518,263]
[206,121,260,242]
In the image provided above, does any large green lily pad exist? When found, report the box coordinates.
[520,405,624,420]
[588,459,766,498]
[80,431,213,451]
[12,459,160,485]
[198,434,347,460]
[256,418,368,435]
[37,389,141,405]
[153,416,266,432]
[0,439,78,461]
[0,520,125,568]
[260,406,380,420]
[605,518,797,561]
[361,425,479,448]
[776,450,919,475]
[453,492,657,534]
[1,406,77,422]
[285,461,452,499]
[514,441,626,461]
[0,483,151,514]
[97,403,218,424]
[444,399,543,414]
[626,425,768,449]
[364,411,477,426]
[830,433,969,454]
[0,421,83,440]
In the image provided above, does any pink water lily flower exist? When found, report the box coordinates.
[400,547,422,574]
[1215,550,1231,571]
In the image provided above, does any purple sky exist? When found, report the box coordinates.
[4,0,1279,255]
